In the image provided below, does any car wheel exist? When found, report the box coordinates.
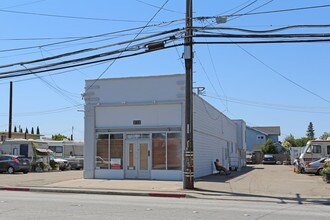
[7,166,15,174]
[316,168,323,175]
[23,170,29,174]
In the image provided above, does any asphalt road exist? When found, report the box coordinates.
[0,191,329,220]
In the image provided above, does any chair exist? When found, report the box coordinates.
[214,161,230,175]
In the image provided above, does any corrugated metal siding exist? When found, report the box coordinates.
[193,95,237,178]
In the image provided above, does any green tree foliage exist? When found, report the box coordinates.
[283,134,308,148]
[261,139,278,154]
[306,122,315,140]
[295,137,308,147]
[31,127,34,134]
[14,126,17,132]
[320,132,330,140]
[36,126,40,135]
[52,133,68,140]
[19,128,23,133]
[25,128,28,134]
[284,134,297,147]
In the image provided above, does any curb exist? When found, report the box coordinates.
[0,186,186,198]
[0,187,30,192]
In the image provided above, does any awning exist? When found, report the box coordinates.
[36,148,53,155]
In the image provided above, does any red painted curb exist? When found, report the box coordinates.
[0,187,30,192]
[148,192,186,198]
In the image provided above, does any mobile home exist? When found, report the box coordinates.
[47,140,84,158]
[299,140,330,165]
[0,139,49,160]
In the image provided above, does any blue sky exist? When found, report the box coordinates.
[0,0,329,141]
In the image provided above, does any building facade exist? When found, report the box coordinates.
[83,74,246,180]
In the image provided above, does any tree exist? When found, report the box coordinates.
[320,132,330,140]
[25,128,28,134]
[31,127,34,134]
[19,128,23,133]
[306,122,315,140]
[52,134,68,140]
[36,126,40,135]
[14,126,17,133]
[295,137,308,147]
[261,139,278,154]
[284,134,297,147]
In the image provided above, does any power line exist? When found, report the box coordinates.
[1,0,47,10]
[195,33,330,38]
[198,4,330,22]
[0,28,183,68]
[85,0,170,93]
[232,44,330,104]
[228,4,330,18]
[228,0,274,22]
[135,0,184,14]
[194,51,227,111]
[0,8,159,23]
[0,43,184,79]
[0,19,183,53]
[195,24,330,34]
[229,0,259,16]
[205,94,330,114]
[194,39,330,44]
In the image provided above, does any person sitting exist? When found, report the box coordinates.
[214,159,231,175]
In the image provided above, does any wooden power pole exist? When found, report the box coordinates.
[184,0,194,189]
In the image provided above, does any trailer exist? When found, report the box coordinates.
[0,139,49,160]
[299,139,330,166]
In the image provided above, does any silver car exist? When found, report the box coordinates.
[304,158,326,175]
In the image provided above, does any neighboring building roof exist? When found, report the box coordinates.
[252,126,281,136]
[246,126,268,135]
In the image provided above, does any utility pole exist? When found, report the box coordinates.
[8,81,13,139]
[184,0,194,189]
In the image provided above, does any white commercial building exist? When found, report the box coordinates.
[83,74,246,180]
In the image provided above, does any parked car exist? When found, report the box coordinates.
[262,154,276,164]
[66,156,84,170]
[50,156,71,171]
[0,155,31,174]
[246,152,256,164]
[304,157,327,175]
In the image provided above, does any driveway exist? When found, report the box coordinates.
[194,164,330,202]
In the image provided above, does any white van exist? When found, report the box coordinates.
[299,140,330,166]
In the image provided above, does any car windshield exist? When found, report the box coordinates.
[264,154,273,158]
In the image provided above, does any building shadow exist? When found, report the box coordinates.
[191,188,330,205]
[196,165,259,183]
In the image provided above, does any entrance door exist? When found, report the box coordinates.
[125,141,150,179]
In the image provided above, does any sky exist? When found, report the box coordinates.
[0,0,329,141]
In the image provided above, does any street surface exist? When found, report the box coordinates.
[0,191,329,220]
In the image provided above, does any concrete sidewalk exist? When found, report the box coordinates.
[1,165,330,205]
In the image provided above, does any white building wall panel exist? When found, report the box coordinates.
[85,74,185,104]
[95,104,182,128]
[193,95,237,178]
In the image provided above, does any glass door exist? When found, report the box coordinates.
[125,141,150,179]
[137,142,150,179]
[125,142,137,179]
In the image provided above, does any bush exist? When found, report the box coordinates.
[261,139,278,154]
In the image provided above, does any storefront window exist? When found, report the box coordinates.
[152,133,166,170]
[167,133,182,170]
[110,134,123,169]
[96,134,109,169]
